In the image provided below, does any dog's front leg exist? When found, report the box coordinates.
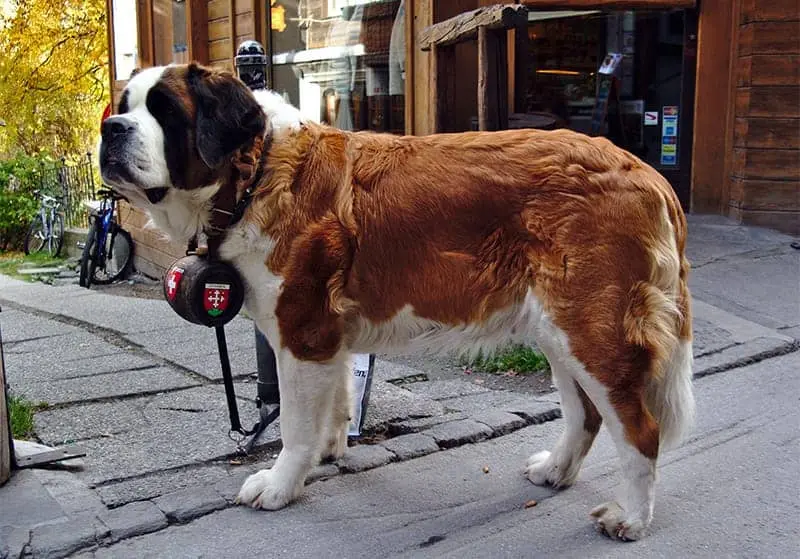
[237,349,347,510]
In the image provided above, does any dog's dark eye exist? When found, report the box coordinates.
[146,87,188,125]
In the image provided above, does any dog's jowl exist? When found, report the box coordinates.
[100,63,694,541]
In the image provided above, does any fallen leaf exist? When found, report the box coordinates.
[524,499,538,509]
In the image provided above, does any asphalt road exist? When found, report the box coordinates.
[91,351,800,559]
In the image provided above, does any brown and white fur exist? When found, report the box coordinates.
[99,63,695,541]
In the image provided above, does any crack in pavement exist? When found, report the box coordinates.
[694,339,800,379]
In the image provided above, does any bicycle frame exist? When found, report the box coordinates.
[37,195,61,253]
[92,196,117,268]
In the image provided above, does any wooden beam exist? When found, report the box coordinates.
[420,4,527,51]
[1,321,11,485]
[105,0,117,98]
[188,0,209,64]
[477,26,507,131]
[430,44,458,132]
[522,0,695,8]
[228,0,237,62]
[478,26,490,131]
[405,0,415,134]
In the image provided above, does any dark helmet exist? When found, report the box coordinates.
[235,40,269,91]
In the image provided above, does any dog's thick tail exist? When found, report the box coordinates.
[625,279,696,451]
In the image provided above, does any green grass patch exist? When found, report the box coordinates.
[8,394,47,440]
[0,251,66,281]
[464,345,549,375]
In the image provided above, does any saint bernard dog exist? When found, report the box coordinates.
[100,63,695,541]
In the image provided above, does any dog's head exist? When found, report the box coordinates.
[99,63,267,208]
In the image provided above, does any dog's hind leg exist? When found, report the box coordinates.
[526,363,602,488]
[237,350,349,510]
[585,381,659,542]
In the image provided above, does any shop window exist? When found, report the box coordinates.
[524,10,686,172]
[270,0,406,134]
[153,0,189,65]
[111,0,139,80]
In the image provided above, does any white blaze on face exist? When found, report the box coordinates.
[112,66,172,192]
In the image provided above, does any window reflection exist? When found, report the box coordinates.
[153,0,188,66]
[271,0,406,134]
[111,0,139,80]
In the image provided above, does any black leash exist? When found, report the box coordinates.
[215,325,280,455]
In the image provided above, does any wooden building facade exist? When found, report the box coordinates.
[105,0,799,277]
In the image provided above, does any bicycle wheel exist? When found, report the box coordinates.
[79,219,98,288]
[24,215,46,255]
[90,226,133,285]
[49,213,64,257]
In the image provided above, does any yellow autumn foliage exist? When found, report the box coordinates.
[0,0,108,159]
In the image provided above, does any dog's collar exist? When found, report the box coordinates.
[187,143,270,259]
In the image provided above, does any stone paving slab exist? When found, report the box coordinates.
[17,366,200,406]
[402,379,492,400]
[388,412,469,435]
[98,501,168,544]
[471,410,527,436]
[29,515,108,559]
[362,381,445,432]
[440,390,560,424]
[423,419,494,448]
[0,525,30,559]
[7,352,160,383]
[336,444,395,473]
[97,465,240,508]
[379,433,440,461]
[695,336,799,378]
[154,486,228,523]
[72,386,267,485]
[0,310,81,343]
[127,324,258,380]
[0,470,65,530]
[35,400,150,445]
[30,470,107,518]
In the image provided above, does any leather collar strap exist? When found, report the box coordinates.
[187,145,270,259]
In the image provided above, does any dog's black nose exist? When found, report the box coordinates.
[101,115,136,142]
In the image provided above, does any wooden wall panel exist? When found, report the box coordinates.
[728,207,800,233]
[733,148,800,180]
[739,22,800,55]
[735,118,800,149]
[736,87,800,118]
[120,205,183,278]
[738,55,800,86]
[730,178,800,211]
[741,0,800,23]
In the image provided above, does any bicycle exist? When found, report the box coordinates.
[23,190,64,257]
[79,188,134,288]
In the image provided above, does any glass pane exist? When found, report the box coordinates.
[524,10,686,171]
[153,0,188,65]
[270,0,406,134]
[111,0,139,80]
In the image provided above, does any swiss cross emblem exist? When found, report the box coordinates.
[166,267,184,302]
[203,283,231,317]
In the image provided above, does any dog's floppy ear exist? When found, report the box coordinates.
[188,63,267,169]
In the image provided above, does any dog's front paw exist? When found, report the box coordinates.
[235,469,302,510]
[590,501,648,541]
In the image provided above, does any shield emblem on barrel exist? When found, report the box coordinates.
[165,267,184,302]
[203,283,231,317]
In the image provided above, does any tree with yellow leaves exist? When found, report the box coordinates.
[0,0,108,159]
